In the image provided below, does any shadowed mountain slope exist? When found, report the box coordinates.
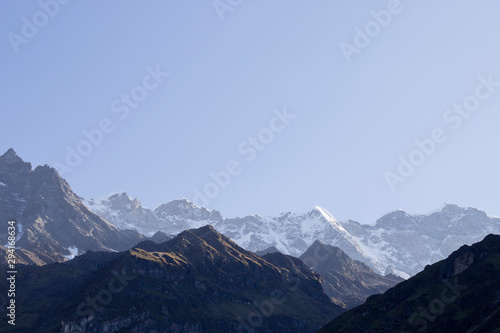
[0,225,343,333]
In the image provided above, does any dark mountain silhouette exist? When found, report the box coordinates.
[319,234,500,332]
[0,225,344,332]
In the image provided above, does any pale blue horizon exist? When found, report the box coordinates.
[1,1,500,225]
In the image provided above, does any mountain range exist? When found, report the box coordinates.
[1,147,499,280]
[84,191,500,279]
[1,148,499,332]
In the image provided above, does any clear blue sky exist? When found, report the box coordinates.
[1,1,500,224]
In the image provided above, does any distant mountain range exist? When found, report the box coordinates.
[319,233,500,332]
[83,193,223,236]
[1,147,499,280]
[0,148,499,332]
[85,191,500,279]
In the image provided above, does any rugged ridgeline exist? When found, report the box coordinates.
[2,147,497,280]
[85,195,369,266]
[319,234,500,333]
[86,192,500,278]
[84,193,224,236]
[0,226,344,333]
[344,205,500,277]
[255,246,281,257]
[0,149,146,265]
[300,241,403,309]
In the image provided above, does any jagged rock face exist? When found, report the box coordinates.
[0,226,344,333]
[0,148,32,194]
[300,241,403,309]
[319,234,500,333]
[0,149,31,229]
[83,192,162,233]
[0,149,146,264]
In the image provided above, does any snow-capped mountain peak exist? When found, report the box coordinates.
[313,206,334,219]
[313,206,348,231]
[84,194,223,236]
[83,192,500,279]
[84,195,375,271]
[154,198,223,222]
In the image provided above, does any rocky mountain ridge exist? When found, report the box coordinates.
[0,149,146,264]
[85,191,500,278]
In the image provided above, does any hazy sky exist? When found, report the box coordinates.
[1,1,500,224]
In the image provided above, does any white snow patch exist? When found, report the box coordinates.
[64,246,79,260]
[390,269,410,280]
[314,206,349,233]
[15,222,24,242]
[0,182,6,186]
[3,222,25,248]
